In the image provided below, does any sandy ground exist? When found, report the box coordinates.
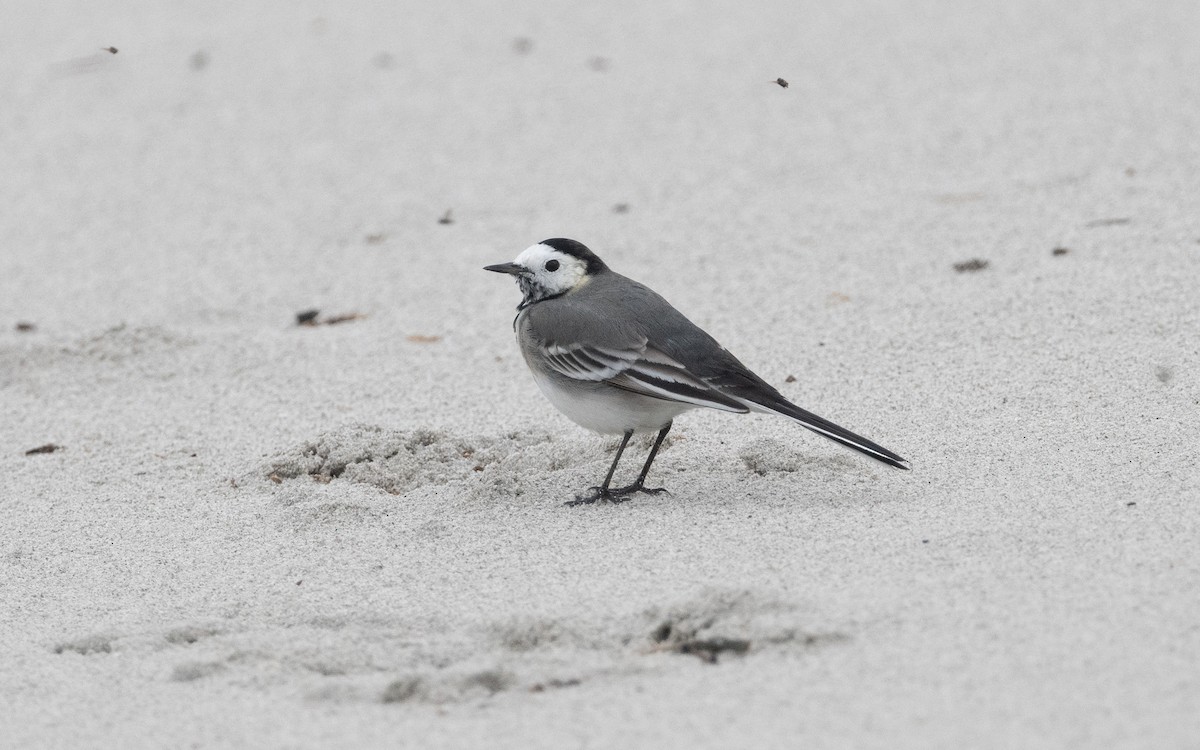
[3,1,1199,747]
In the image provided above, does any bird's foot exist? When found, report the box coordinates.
[565,486,618,507]
[610,482,670,499]
[565,483,670,507]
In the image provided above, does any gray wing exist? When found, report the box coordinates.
[539,340,749,413]
[583,273,788,404]
[523,279,749,413]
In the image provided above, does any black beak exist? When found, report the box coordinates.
[483,262,528,276]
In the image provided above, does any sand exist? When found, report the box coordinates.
[3,1,1199,747]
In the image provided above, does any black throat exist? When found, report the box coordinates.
[516,281,567,311]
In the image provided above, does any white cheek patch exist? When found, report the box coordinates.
[513,244,585,296]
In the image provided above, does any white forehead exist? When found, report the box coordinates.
[515,243,575,268]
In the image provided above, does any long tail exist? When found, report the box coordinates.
[741,395,911,470]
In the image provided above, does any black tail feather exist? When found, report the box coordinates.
[754,395,910,470]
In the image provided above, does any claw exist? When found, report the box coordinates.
[565,486,606,506]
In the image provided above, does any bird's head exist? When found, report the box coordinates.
[484,238,608,309]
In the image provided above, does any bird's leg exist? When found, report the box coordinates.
[608,422,673,499]
[566,430,633,506]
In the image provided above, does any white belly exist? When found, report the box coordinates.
[530,368,694,435]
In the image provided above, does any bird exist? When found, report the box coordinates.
[484,238,909,505]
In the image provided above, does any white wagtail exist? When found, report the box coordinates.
[485,238,909,505]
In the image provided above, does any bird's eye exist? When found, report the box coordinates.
[545,259,560,272]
